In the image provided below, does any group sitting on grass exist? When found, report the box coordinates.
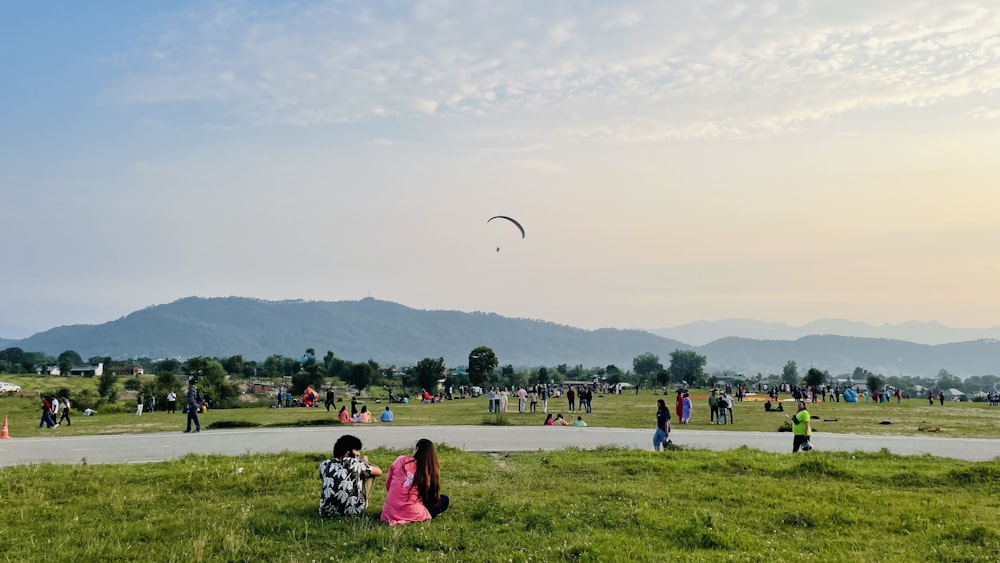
[543,413,586,426]
[319,435,449,526]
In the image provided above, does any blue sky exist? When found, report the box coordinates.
[2,1,999,338]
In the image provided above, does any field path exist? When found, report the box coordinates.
[2,425,999,466]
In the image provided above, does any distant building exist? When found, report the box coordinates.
[69,363,104,377]
[40,366,61,376]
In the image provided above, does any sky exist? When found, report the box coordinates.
[2,0,999,339]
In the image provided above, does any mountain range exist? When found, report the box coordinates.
[1,297,997,378]
[650,319,1000,346]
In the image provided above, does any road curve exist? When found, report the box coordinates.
[1,425,998,467]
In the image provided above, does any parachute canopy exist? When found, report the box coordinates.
[487,215,525,238]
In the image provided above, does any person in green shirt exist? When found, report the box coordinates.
[571,416,588,427]
[790,401,812,452]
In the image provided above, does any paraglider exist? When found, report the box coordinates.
[488,215,525,252]
[487,216,525,238]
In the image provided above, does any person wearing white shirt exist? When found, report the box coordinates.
[166,391,177,414]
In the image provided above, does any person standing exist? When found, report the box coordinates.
[675,390,684,422]
[381,438,449,526]
[724,392,735,424]
[499,388,509,413]
[58,396,72,426]
[654,399,671,451]
[567,386,576,412]
[166,391,177,414]
[325,389,336,412]
[184,379,201,433]
[709,390,720,424]
[319,434,383,518]
[529,388,538,413]
[681,392,692,424]
[148,393,156,413]
[541,386,548,413]
[517,386,527,413]
[790,401,812,452]
[939,390,945,406]
[136,392,144,416]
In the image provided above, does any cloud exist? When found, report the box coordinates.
[969,106,1000,119]
[112,0,1000,142]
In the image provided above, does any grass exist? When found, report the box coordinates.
[1,446,999,561]
[3,374,1000,439]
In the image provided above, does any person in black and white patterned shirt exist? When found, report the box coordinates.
[319,435,383,518]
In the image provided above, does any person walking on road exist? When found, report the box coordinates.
[184,379,201,433]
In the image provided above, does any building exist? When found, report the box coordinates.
[69,363,104,377]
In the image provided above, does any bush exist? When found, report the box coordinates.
[480,414,512,426]
[207,420,262,429]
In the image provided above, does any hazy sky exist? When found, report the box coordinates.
[2,0,999,338]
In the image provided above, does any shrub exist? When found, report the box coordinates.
[480,414,512,426]
[207,420,262,429]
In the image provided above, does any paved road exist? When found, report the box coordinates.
[2,426,999,466]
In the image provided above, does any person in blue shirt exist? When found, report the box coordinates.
[380,406,395,423]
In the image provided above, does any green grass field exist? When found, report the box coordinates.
[3,375,1000,561]
[1,374,998,439]
[1,446,999,562]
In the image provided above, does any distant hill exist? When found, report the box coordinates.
[5,297,998,377]
[11,297,691,369]
[650,318,1000,346]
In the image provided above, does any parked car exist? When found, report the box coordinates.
[0,382,22,394]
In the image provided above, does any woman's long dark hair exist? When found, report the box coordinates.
[412,438,440,506]
[657,399,667,412]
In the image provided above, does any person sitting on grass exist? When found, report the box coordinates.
[319,434,383,518]
[553,413,571,426]
[544,414,554,425]
[358,405,372,423]
[572,416,588,427]
[380,406,394,423]
[338,406,351,423]
[381,439,449,526]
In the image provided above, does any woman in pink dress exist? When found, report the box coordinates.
[380,439,450,526]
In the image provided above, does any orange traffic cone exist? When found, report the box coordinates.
[1,415,10,439]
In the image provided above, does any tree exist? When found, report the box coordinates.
[220,355,245,376]
[98,371,119,403]
[781,361,799,386]
[633,353,663,378]
[935,369,962,391]
[666,350,707,384]
[291,348,325,393]
[156,358,181,374]
[605,364,621,376]
[347,362,375,391]
[803,367,826,388]
[867,374,885,395]
[323,351,350,382]
[414,357,446,393]
[467,346,498,387]
[184,357,236,405]
[57,350,83,375]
